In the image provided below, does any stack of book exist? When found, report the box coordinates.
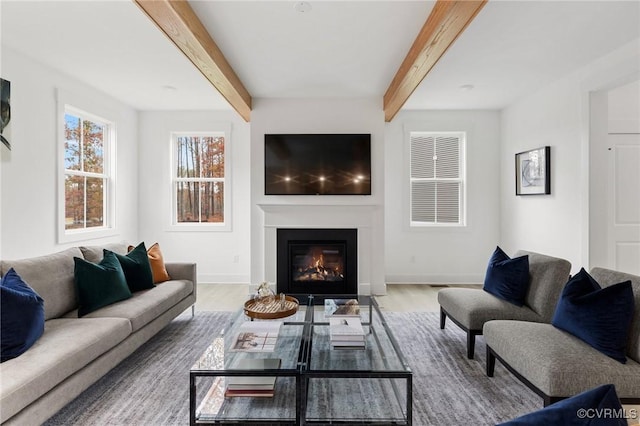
[224,358,281,397]
[329,316,365,349]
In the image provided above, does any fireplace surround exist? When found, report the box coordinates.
[276,228,357,297]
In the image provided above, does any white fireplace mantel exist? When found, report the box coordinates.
[253,203,385,296]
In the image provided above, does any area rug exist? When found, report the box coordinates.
[45,311,541,425]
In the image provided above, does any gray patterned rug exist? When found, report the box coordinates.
[45,311,541,425]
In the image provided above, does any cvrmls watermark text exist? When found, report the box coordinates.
[577,408,638,420]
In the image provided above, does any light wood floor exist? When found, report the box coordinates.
[194,283,480,312]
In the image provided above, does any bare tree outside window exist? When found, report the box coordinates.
[64,112,108,230]
[175,135,225,223]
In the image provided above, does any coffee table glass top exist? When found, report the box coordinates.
[192,305,308,371]
[304,295,411,424]
[191,306,308,423]
[309,295,408,372]
[190,295,411,425]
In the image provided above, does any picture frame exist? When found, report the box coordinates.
[1,78,10,150]
[515,146,550,195]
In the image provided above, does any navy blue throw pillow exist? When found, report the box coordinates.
[1,268,45,362]
[552,268,634,363]
[498,384,627,426]
[482,246,530,307]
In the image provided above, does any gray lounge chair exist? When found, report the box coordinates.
[437,250,571,359]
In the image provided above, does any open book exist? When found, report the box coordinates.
[230,321,282,352]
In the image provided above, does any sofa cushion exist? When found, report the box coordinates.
[129,243,171,284]
[79,243,127,264]
[1,269,45,362]
[483,247,530,307]
[552,268,634,363]
[0,247,82,320]
[66,279,193,332]
[0,317,131,423]
[484,320,640,398]
[74,251,132,317]
[590,268,640,364]
[498,384,626,426]
[108,242,154,292]
[438,288,541,330]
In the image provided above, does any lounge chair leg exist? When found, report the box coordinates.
[486,347,495,377]
[544,396,563,407]
[440,307,446,329]
[191,305,195,317]
[467,332,475,359]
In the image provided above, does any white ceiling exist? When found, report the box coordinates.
[1,0,639,115]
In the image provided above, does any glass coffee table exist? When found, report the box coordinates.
[190,295,412,425]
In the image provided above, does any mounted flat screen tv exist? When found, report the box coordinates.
[265,134,371,195]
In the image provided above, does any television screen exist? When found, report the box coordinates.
[265,134,371,195]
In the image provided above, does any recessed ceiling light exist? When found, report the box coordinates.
[294,2,312,13]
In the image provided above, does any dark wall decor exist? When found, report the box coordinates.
[515,146,550,195]
[0,79,10,150]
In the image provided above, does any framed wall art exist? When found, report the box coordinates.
[515,146,550,195]
[1,78,10,150]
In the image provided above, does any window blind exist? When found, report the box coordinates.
[410,133,464,225]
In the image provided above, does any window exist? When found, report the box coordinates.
[62,107,114,234]
[410,132,465,226]
[172,132,230,229]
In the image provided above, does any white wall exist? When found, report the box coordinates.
[0,47,138,259]
[137,111,251,284]
[384,110,501,284]
[501,39,640,274]
[608,80,640,130]
[501,81,583,271]
[249,98,386,294]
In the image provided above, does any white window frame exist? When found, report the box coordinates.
[57,92,117,244]
[409,131,466,227]
[170,129,231,232]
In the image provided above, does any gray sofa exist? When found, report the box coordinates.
[0,243,197,425]
[484,267,640,407]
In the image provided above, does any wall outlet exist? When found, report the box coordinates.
[233,255,239,263]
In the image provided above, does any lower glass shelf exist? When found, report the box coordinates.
[195,376,297,423]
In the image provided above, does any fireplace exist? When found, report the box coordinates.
[277,228,357,297]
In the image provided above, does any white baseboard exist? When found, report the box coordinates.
[358,283,372,295]
[385,273,483,285]
[198,274,250,284]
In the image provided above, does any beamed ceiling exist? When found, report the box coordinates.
[134,0,253,121]
[134,0,487,122]
[1,1,638,118]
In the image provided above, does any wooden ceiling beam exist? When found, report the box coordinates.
[134,0,252,121]
[383,0,487,122]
